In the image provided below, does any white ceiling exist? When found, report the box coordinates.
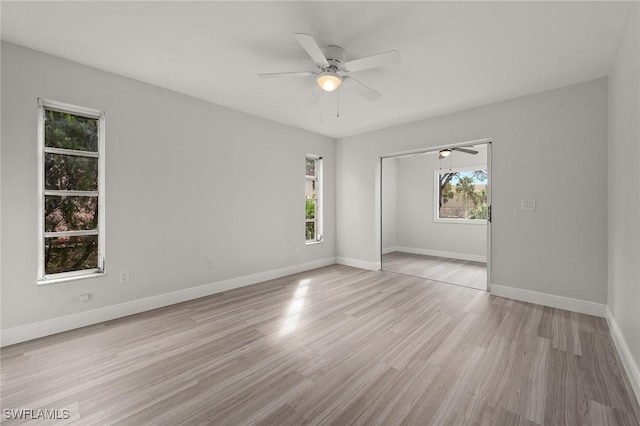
[1,1,632,138]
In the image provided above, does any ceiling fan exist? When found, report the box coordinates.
[438,147,478,159]
[258,33,400,102]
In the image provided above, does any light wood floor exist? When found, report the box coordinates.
[2,265,639,425]
[383,251,487,290]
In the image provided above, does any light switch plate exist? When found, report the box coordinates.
[521,199,536,210]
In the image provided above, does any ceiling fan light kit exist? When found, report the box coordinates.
[439,149,452,158]
[259,33,400,102]
[316,71,342,91]
[438,147,479,160]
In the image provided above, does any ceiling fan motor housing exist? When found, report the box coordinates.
[321,45,346,71]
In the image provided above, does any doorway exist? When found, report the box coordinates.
[380,140,492,291]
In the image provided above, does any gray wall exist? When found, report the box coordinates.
[381,158,397,250]
[386,146,487,260]
[1,42,336,329]
[608,4,640,393]
[337,78,608,303]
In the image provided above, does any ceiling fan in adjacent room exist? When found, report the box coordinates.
[438,147,478,159]
[258,33,400,102]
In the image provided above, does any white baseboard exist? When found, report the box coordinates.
[382,246,398,255]
[0,257,337,347]
[391,246,486,263]
[606,306,640,406]
[336,257,381,271]
[489,283,606,317]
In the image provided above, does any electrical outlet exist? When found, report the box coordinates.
[207,259,215,269]
[118,271,130,284]
[521,199,536,210]
[79,294,90,302]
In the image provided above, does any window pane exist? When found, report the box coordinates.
[45,196,98,232]
[45,109,98,152]
[305,199,316,220]
[305,222,316,241]
[45,153,98,191]
[305,179,316,199]
[45,235,99,274]
[438,169,488,220]
[306,158,316,177]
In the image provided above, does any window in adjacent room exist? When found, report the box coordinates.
[435,167,488,223]
[305,155,323,244]
[37,99,105,284]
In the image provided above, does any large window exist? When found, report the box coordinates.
[435,167,488,223]
[305,155,323,244]
[38,99,105,283]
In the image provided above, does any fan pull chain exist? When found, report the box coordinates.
[336,90,340,118]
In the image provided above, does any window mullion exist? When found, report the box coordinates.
[45,230,99,238]
[45,190,99,197]
[44,147,98,158]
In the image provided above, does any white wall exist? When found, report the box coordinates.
[381,158,397,251]
[0,42,336,332]
[607,4,640,401]
[337,78,608,304]
[391,145,487,261]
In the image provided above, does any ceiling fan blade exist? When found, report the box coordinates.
[344,50,401,73]
[294,33,330,68]
[308,86,322,105]
[452,147,479,155]
[258,71,315,79]
[342,76,382,101]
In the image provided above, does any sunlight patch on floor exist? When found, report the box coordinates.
[279,278,310,336]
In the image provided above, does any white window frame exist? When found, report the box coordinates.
[37,99,106,284]
[434,165,488,225]
[305,154,324,245]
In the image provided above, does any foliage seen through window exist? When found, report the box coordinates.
[41,106,102,277]
[437,169,488,220]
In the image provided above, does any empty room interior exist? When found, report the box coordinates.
[1,2,639,425]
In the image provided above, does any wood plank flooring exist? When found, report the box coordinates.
[2,265,639,425]
[383,251,487,290]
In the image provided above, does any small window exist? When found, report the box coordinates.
[305,155,323,244]
[37,99,105,283]
[435,167,488,223]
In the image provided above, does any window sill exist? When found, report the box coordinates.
[37,271,106,286]
[305,240,324,246]
[434,219,487,225]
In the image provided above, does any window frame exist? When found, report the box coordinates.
[433,165,488,225]
[305,154,324,245]
[37,99,106,285]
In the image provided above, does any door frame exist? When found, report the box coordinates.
[379,138,493,291]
